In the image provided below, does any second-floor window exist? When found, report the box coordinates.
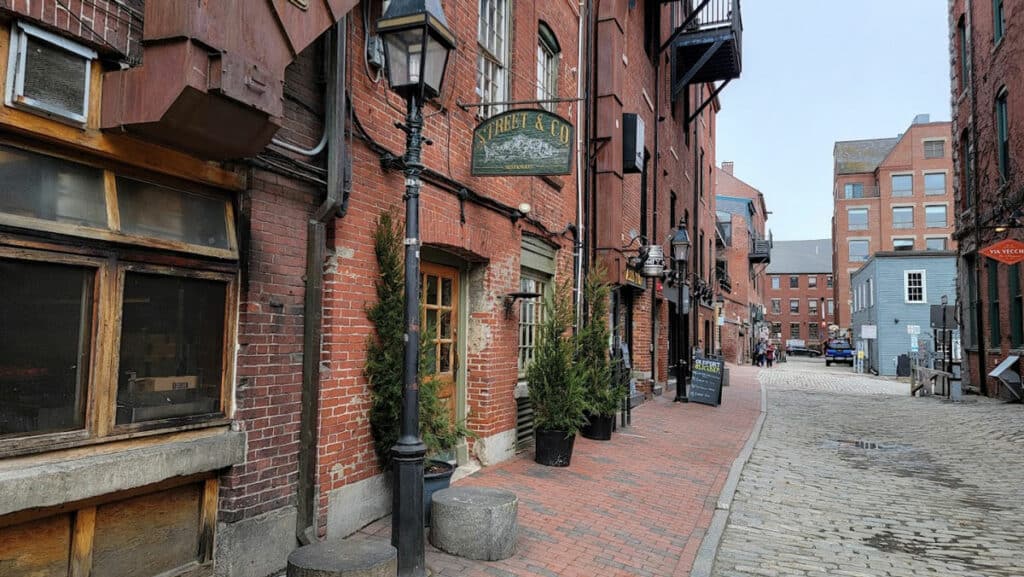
[789,323,801,340]
[771,299,781,314]
[848,208,868,230]
[926,205,947,228]
[808,299,818,315]
[808,322,819,340]
[849,240,869,262]
[893,206,914,229]
[808,276,817,289]
[905,270,926,303]
[771,276,780,290]
[789,299,799,314]
[924,172,946,195]
[537,24,560,112]
[789,275,799,289]
[478,0,511,119]
[892,174,913,197]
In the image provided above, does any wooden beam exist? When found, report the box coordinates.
[69,507,96,577]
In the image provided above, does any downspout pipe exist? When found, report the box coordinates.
[298,18,348,544]
[651,27,661,386]
[575,0,589,324]
[966,0,986,396]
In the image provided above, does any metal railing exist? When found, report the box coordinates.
[683,0,741,31]
[841,185,880,199]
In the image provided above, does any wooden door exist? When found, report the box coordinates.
[421,262,458,423]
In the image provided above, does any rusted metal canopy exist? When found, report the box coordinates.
[102,0,358,160]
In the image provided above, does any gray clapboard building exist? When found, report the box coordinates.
[850,251,957,375]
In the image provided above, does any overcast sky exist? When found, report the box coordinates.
[716,0,952,241]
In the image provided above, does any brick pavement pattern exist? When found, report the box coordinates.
[712,359,1024,577]
[357,365,762,577]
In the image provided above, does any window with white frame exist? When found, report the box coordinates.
[771,298,781,314]
[771,276,780,290]
[808,275,817,289]
[849,240,869,262]
[848,208,868,230]
[808,299,818,315]
[844,183,864,199]
[789,323,801,339]
[923,140,945,159]
[477,0,510,119]
[894,238,914,251]
[827,298,834,315]
[517,273,548,375]
[891,174,913,197]
[6,21,97,125]
[926,205,947,228]
[808,322,819,340]
[536,24,560,112]
[924,172,946,195]
[892,206,914,229]
[905,270,926,303]
[789,299,799,314]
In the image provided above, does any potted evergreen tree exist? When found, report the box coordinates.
[576,267,622,440]
[527,287,587,466]
[366,212,470,524]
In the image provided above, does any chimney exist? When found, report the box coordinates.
[912,113,931,125]
[722,161,734,175]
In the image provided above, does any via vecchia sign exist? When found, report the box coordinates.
[471,109,574,176]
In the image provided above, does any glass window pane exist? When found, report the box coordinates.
[926,205,947,228]
[0,258,92,436]
[441,278,452,307]
[117,177,230,250]
[924,173,946,194]
[891,174,913,196]
[439,344,451,373]
[894,239,914,250]
[893,207,913,228]
[0,145,107,227]
[440,311,452,339]
[426,275,439,306]
[116,273,226,425]
[926,238,947,251]
[425,309,439,339]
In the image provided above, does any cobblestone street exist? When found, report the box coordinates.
[712,358,1024,577]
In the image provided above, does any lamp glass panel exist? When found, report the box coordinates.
[423,33,450,96]
[383,28,425,88]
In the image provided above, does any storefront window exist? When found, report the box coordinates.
[118,177,231,250]
[116,272,227,425]
[0,144,106,227]
[0,258,93,436]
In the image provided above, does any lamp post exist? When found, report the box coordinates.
[671,219,691,402]
[378,2,454,575]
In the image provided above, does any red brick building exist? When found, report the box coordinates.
[832,117,956,330]
[715,162,770,365]
[766,240,835,351]
[0,1,742,576]
[951,0,1024,398]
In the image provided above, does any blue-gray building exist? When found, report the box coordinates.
[850,251,956,376]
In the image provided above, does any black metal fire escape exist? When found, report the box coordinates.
[662,0,743,121]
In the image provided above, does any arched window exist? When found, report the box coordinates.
[537,23,560,112]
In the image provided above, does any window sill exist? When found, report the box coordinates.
[0,427,245,517]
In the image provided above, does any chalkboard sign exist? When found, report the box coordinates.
[689,357,724,407]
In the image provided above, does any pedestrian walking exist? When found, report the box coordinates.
[766,343,775,368]
[755,341,766,367]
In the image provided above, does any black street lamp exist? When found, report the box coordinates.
[671,219,691,402]
[378,2,455,575]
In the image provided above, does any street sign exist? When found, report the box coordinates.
[910,334,919,352]
[907,324,920,335]
[471,109,574,176]
[861,325,877,339]
[980,239,1024,265]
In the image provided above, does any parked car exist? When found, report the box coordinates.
[786,346,821,357]
[824,339,854,366]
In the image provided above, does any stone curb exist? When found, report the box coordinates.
[690,371,768,577]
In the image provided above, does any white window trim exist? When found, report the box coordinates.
[922,138,948,159]
[891,205,915,229]
[923,170,949,195]
[5,21,96,126]
[904,269,928,304]
[847,207,869,230]
[890,171,915,196]
[892,236,916,250]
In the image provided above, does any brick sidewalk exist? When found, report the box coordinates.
[358,364,762,577]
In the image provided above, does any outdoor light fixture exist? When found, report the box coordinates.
[378,1,455,574]
[641,244,667,278]
[378,0,456,101]
[504,291,542,319]
[671,218,691,402]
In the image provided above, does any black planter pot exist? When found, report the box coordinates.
[424,460,455,526]
[534,429,576,467]
[580,413,614,441]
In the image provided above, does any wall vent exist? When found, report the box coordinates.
[5,21,96,126]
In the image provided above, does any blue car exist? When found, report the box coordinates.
[824,339,854,366]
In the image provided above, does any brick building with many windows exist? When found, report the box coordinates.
[951,0,1024,399]
[765,240,834,351]
[831,116,955,330]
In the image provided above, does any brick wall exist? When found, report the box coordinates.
[765,272,835,349]
[951,0,1024,395]
[1,0,142,60]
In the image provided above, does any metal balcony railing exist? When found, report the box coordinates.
[669,0,743,99]
[841,185,880,200]
[749,237,771,264]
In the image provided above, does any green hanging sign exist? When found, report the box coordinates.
[471,109,574,176]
